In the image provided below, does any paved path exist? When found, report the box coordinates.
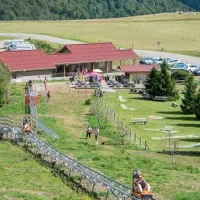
[0,33,200,65]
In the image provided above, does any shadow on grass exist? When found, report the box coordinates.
[179,138,200,143]
[158,150,200,157]
[156,111,182,115]
[128,97,146,100]
[176,123,200,128]
[165,116,197,121]
[23,145,101,200]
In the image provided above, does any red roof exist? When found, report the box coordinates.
[0,50,55,72]
[49,42,138,65]
[120,64,159,73]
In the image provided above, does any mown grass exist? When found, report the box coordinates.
[1,83,200,200]
[0,36,14,41]
[0,83,25,116]
[0,141,87,200]
[1,13,200,56]
[36,83,199,200]
[103,89,200,150]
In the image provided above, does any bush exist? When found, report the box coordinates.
[85,99,91,105]
[171,70,189,80]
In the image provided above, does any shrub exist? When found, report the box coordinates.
[172,70,189,80]
[85,98,91,105]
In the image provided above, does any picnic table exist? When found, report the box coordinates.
[131,118,147,124]
[154,96,168,101]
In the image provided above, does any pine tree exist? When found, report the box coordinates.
[145,61,178,100]
[145,68,160,98]
[158,61,178,100]
[0,63,10,106]
[194,92,200,119]
[180,75,197,114]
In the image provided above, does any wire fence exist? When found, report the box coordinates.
[94,90,149,150]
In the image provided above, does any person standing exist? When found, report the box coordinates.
[47,91,51,102]
[94,127,99,144]
[86,125,92,139]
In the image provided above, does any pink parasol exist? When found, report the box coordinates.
[88,72,100,76]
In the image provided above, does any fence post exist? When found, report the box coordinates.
[139,137,142,147]
[145,141,148,150]
[134,133,137,142]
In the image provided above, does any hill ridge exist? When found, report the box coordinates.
[0,0,199,20]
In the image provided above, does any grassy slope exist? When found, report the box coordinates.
[0,84,88,200]
[37,83,199,200]
[1,83,200,200]
[0,13,200,56]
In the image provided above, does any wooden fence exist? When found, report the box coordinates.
[93,92,149,149]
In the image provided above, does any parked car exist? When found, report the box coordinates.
[9,43,35,51]
[186,64,199,72]
[139,57,154,65]
[4,40,24,49]
[164,57,173,64]
[143,57,154,65]
[173,62,187,70]
[168,59,181,66]
[153,57,164,65]
[193,68,200,76]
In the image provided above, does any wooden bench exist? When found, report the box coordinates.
[131,118,147,124]
[175,80,185,85]
[154,96,168,101]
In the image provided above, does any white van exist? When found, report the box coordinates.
[10,43,36,51]
[3,40,24,49]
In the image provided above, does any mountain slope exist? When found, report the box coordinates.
[0,0,199,20]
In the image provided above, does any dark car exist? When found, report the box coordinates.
[193,68,200,76]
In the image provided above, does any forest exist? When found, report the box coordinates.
[0,0,199,20]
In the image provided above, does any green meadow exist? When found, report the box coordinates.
[1,83,199,200]
[1,13,200,56]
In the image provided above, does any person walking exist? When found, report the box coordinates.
[94,127,99,145]
[86,125,92,139]
[47,91,51,102]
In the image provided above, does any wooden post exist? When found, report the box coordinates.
[64,65,66,77]
[134,133,137,142]
[145,141,147,150]
[139,137,142,147]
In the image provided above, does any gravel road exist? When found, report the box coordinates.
[0,33,200,65]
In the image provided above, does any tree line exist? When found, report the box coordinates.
[0,0,199,20]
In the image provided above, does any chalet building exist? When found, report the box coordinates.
[0,50,54,81]
[0,42,138,81]
[120,64,159,84]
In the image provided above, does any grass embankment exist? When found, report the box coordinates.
[1,83,200,200]
[0,84,89,200]
[37,83,199,200]
[25,39,62,53]
[0,13,200,57]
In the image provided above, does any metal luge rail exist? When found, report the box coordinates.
[37,120,57,139]
[22,132,139,200]
[0,123,139,200]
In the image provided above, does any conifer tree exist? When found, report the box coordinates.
[194,92,200,119]
[180,75,197,114]
[145,61,178,100]
[158,61,178,100]
[145,68,160,98]
[0,63,10,106]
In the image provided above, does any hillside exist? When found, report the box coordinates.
[0,0,199,20]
